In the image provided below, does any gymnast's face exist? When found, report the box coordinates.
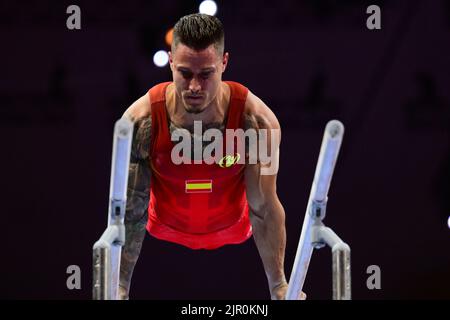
[169,43,228,114]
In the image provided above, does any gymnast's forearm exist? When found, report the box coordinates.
[119,211,147,296]
[250,198,287,298]
[119,162,150,299]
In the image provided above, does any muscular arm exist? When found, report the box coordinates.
[244,94,306,300]
[248,174,288,300]
[244,106,287,300]
[118,99,152,299]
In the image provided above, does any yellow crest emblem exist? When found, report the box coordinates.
[218,153,240,168]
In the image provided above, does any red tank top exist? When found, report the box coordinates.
[146,81,252,250]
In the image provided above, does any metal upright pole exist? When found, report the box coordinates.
[92,118,133,300]
[286,120,351,300]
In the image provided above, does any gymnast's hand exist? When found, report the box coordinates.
[118,285,129,300]
[271,281,307,300]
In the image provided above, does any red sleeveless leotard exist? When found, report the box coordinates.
[146,81,252,250]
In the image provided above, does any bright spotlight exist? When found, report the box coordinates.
[199,0,218,16]
[153,50,169,67]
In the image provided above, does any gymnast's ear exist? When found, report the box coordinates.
[168,51,174,71]
[222,52,229,73]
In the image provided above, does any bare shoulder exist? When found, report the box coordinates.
[244,90,280,131]
[122,93,152,161]
[123,92,152,122]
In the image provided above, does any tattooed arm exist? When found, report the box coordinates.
[118,96,152,300]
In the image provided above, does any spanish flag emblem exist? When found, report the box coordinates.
[185,179,213,193]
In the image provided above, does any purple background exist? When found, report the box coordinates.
[1,0,449,299]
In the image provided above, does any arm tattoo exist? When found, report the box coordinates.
[119,117,152,296]
[244,112,259,131]
[244,113,262,161]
